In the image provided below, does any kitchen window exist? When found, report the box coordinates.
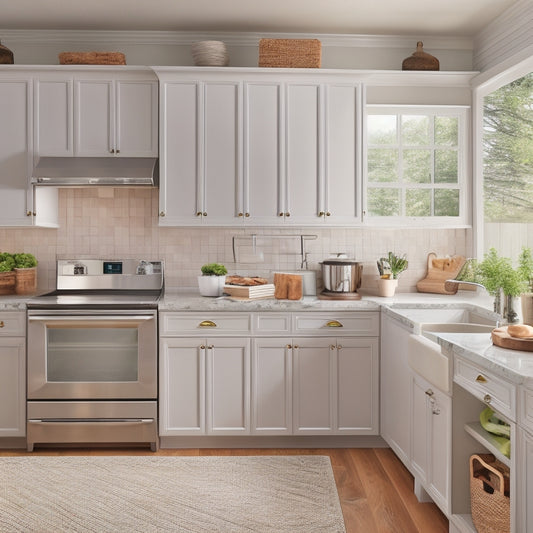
[364,106,469,226]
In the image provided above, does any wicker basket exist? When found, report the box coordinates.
[14,267,37,295]
[0,271,16,295]
[258,39,321,68]
[470,454,510,533]
[59,52,126,65]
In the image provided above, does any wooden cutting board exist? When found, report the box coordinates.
[492,327,533,352]
[416,253,466,295]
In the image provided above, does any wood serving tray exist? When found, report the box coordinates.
[492,327,533,352]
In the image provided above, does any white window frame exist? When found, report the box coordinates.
[363,105,471,228]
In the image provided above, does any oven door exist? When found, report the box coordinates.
[27,310,157,400]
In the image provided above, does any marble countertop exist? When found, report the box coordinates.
[0,294,35,311]
[438,332,533,386]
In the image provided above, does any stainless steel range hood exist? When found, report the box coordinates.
[31,157,158,187]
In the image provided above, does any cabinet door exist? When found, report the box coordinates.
[336,337,379,434]
[0,79,32,226]
[206,337,250,435]
[75,80,114,156]
[518,428,533,533]
[34,78,73,156]
[381,313,412,467]
[159,338,205,435]
[244,82,283,224]
[411,373,430,484]
[116,80,158,157]
[0,337,26,436]
[252,338,292,435]
[158,81,200,224]
[324,84,359,224]
[293,337,335,433]
[285,84,321,224]
[202,82,241,224]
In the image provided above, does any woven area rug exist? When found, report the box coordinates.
[0,455,346,533]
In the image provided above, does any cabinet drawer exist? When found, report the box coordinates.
[253,313,291,334]
[454,356,516,420]
[160,312,251,336]
[292,312,379,336]
[0,312,25,336]
[521,386,533,433]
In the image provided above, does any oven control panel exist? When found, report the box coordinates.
[103,261,123,275]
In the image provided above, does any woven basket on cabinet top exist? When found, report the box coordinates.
[258,39,321,68]
[59,52,126,65]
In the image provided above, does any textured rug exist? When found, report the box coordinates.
[0,455,345,533]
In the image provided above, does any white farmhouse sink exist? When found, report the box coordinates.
[408,322,495,393]
[391,305,497,327]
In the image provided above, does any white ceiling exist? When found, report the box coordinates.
[0,0,520,36]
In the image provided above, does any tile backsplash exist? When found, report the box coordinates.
[0,188,471,293]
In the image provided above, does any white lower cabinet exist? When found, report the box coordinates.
[410,372,451,515]
[160,311,380,439]
[159,337,250,436]
[0,313,26,437]
[517,427,533,533]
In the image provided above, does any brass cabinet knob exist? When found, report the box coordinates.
[0,321,4,328]
[425,389,434,397]
[116,149,120,154]
[207,345,214,350]
[483,394,492,404]
[33,212,36,216]
[238,213,243,217]
[330,344,336,350]
[293,344,299,349]
[279,212,284,217]
[26,211,32,217]
[109,149,115,154]
[199,320,217,328]
[245,212,250,217]
[318,211,325,217]
[286,344,292,349]
[326,212,331,216]
[159,211,166,217]
[337,345,342,350]
[196,212,203,217]
[285,212,290,217]
[475,374,488,384]
[200,345,206,349]
[203,212,207,217]
[326,320,343,328]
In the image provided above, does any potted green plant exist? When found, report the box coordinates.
[518,247,533,325]
[198,263,228,297]
[13,252,38,295]
[0,253,16,295]
[376,252,408,297]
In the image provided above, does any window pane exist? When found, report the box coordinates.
[368,115,397,145]
[406,189,431,216]
[401,115,430,145]
[368,148,398,182]
[435,116,458,146]
[434,189,459,216]
[368,188,400,216]
[404,149,431,183]
[435,149,458,183]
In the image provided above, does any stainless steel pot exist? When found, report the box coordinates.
[321,259,363,292]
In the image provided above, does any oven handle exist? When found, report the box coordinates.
[28,418,155,424]
[28,315,154,323]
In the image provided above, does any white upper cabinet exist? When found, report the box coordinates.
[34,71,158,158]
[0,77,33,226]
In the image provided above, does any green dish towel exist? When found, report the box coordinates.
[480,407,511,458]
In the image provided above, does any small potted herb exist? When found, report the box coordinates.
[0,253,16,295]
[376,252,408,297]
[198,263,228,297]
[13,253,38,295]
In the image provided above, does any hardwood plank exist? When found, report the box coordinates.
[374,448,448,533]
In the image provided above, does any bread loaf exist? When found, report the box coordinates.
[507,324,533,338]
[274,273,288,299]
[287,275,303,300]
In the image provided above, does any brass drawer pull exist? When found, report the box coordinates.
[199,320,217,328]
[425,389,434,397]
[475,374,488,384]
[326,320,343,328]
[0,321,4,328]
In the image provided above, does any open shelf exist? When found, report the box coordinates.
[464,421,511,468]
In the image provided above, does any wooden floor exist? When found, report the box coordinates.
[1,447,448,533]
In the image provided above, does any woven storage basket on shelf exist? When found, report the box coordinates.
[470,454,510,533]
[14,268,37,295]
[59,52,126,65]
[0,272,16,295]
[258,39,321,68]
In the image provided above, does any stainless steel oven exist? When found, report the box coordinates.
[26,259,163,452]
